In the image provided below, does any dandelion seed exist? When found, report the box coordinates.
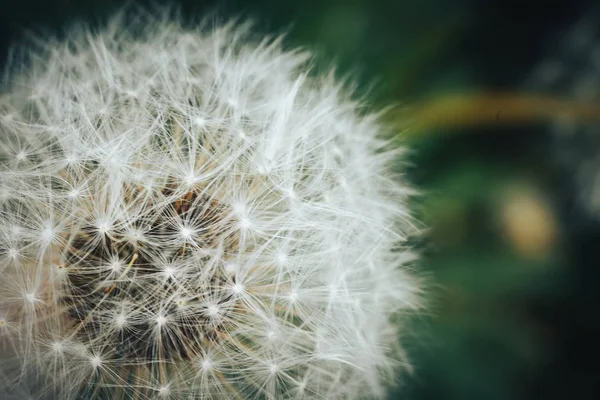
[50,341,64,354]
[223,261,237,275]
[89,355,102,369]
[288,291,298,303]
[114,314,127,328]
[179,226,193,240]
[238,217,252,230]
[23,292,38,305]
[40,224,56,245]
[231,283,244,295]
[109,259,123,273]
[7,249,18,260]
[276,252,288,265]
[95,219,112,235]
[184,173,197,187]
[161,265,177,280]
[207,305,220,317]
[200,359,212,371]
[269,364,278,375]
[65,154,78,165]
[155,315,168,327]
[157,385,170,397]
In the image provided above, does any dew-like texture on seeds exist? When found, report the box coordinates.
[0,10,420,400]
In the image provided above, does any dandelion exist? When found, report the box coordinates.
[527,14,600,217]
[0,7,421,399]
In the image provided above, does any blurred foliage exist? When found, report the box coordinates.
[2,0,599,399]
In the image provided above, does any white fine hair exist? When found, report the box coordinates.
[0,6,422,400]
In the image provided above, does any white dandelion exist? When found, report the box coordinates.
[0,7,421,400]
[527,13,600,217]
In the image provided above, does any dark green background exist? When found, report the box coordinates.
[2,1,599,399]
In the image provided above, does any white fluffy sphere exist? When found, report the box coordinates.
[0,8,421,400]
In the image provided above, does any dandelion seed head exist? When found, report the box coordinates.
[0,6,421,400]
[528,16,600,218]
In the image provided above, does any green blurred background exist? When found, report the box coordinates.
[2,0,599,399]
